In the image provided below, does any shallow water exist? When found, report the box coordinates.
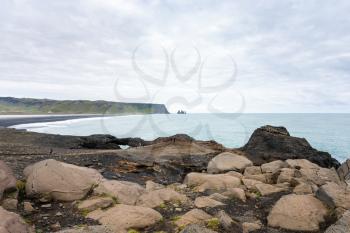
[13,113,350,162]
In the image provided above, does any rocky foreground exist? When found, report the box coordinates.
[0,125,349,233]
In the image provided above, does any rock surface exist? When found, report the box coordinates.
[316,182,350,209]
[57,226,113,233]
[94,179,145,205]
[136,188,188,208]
[180,224,216,233]
[267,194,328,231]
[77,197,114,212]
[0,206,34,233]
[325,210,350,233]
[207,152,253,173]
[241,125,340,168]
[175,209,212,227]
[24,159,103,201]
[194,196,225,208]
[87,204,162,233]
[0,161,17,200]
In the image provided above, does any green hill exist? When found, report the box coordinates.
[0,97,169,115]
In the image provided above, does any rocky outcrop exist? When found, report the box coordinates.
[0,161,16,200]
[180,224,216,233]
[94,179,145,205]
[241,125,340,168]
[316,182,350,209]
[207,152,253,173]
[337,159,350,183]
[24,159,103,201]
[0,206,34,233]
[87,204,162,233]
[267,194,328,231]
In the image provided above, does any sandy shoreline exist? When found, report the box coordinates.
[0,114,105,127]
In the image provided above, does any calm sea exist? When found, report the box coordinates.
[13,113,350,163]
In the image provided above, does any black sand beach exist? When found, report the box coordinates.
[0,114,105,127]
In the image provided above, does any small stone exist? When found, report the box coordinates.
[51,222,61,231]
[2,198,18,210]
[41,203,52,208]
[175,209,212,227]
[56,212,63,216]
[23,201,35,213]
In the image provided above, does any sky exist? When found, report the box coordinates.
[1,0,350,113]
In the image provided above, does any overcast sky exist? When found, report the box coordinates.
[1,0,350,113]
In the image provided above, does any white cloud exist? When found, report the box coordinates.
[0,0,349,112]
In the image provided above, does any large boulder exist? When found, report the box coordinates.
[267,194,328,231]
[0,206,34,233]
[207,152,253,173]
[87,204,162,233]
[241,125,340,168]
[136,188,188,208]
[316,182,350,209]
[175,209,212,227]
[94,179,145,205]
[24,159,103,201]
[337,159,350,184]
[184,172,241,193]
[0,161,16,200]
[325,210,350,233]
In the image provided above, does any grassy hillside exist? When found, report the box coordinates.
[0,97,169,115]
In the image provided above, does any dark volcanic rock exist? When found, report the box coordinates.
[241,125,340,168]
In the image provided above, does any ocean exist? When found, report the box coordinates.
[12,113,350,163]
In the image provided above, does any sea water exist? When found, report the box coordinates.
[13,113,350,162]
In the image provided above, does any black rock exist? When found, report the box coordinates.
[241,125,340,168]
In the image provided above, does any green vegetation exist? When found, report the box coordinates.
[206,218,220,231]
[0,97,169,115]
[127,229,140,233]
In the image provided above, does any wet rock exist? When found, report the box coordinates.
[24,159,103,201]
[87,204,162,233]
[175,209,212,227]
[56,225,113,233]
[325,210,350,233]
[184,172,241,193]
[194,196,225,208]
[268,194,328,231]
[241,125,340,168]
[79,134,121,149]
[78,196,114,212]
[0,160,17,200]
[94,179,145,205]
[1,198,18,211]
[316,182,350,209]
[180,224,216,233]
[0,206,34,233]
[207,152,253,173]
[136,188,188,208]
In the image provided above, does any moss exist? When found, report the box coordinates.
[206,218,220,231]
[171,216,181,222]
[127,230,140,233]
[16,180,26,191]
[159,203,167,209]
[80,209,90,217]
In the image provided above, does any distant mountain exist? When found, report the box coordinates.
[0,97,169,115]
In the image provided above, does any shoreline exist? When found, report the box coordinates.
[0,114,106,127]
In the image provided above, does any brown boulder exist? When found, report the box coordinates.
[0,161,16,200]
[0,206,34,233]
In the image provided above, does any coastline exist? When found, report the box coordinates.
[0,114,107,128]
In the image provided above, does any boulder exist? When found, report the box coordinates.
[175,209,212,227]
[94,179,145,205]
[1,198,18,211]
[241,125,340,168]
[255,183,285,196]
[207,152,253,173]
[337,159,350,183]
[0,161,16,200]
[0,206,34,233]
[267,194,328,231]
[56,226,113,233]
[261,160,288,174]
[316,182,350,209]
[24,159,103,201]
[78,197,114,212]
[243,174,268,183]
[136,188,188,208]
[145,180,164,191]
[286,159,321,170]
[242,178,262,191]
[87,204,162,233]
[244,166,262,176]
[242,221,262,233]
[194,196,225,208]
[216,210,238,231]
[180,224,216,233]
[296,167,341,186]
[293,183,313,194]
[209,193,229,202]
[277,168,295,183]
[222,188,246,202]
[184,172,241,193]
[325,210,350,233]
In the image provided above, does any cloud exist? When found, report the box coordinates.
[0,0,349,112]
